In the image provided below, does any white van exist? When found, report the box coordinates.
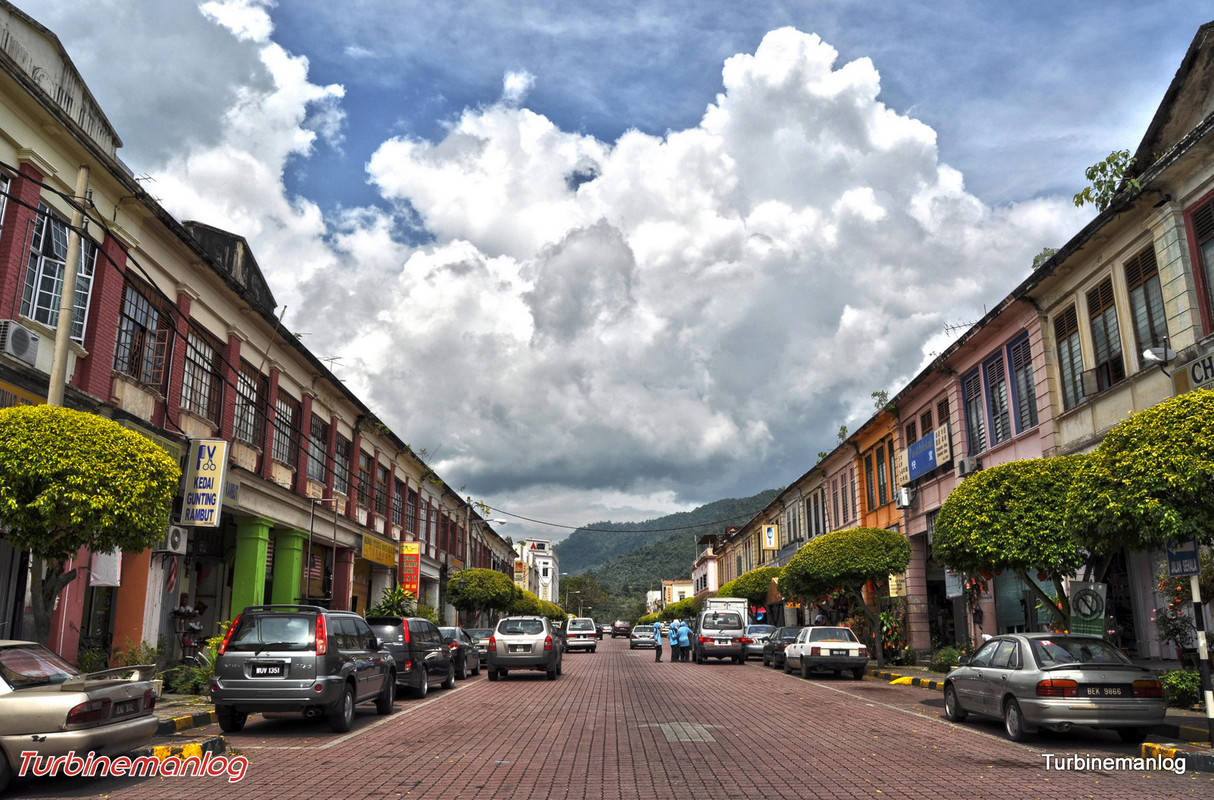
[691,608,747,664]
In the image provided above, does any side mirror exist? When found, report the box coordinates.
[957,656,970,666]
[371,637,383,650]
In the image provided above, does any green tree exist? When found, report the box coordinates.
[1072,149,1141,212]
[778,527,911,666]
[933,456,1088,630]
[1031,247,1057,271]
[1065,390,1214,554]
[0,406,180,646]
[447,568,516,624]
[730,566,783,613]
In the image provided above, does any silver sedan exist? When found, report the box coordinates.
[942,633,1166,743]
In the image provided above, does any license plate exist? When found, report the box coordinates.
[112,699,140,717]
[1082,685,1127,697]
[831,649,849,656]
[250,662,285,677]
[509,644,530,653]
[715,639,728,645]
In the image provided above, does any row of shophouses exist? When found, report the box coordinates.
[693,20,1214,662]
[0,1,516,664]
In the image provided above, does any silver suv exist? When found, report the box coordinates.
[210,605,396,733]
[486,616,563,681]
[691,609,747,664]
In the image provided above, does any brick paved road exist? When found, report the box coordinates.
[9,638,1213,799]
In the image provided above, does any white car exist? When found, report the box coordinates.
[783,626,869,680]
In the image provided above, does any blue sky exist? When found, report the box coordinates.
[24,1,1214,539]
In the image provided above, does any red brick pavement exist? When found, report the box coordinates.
[9,638,1213,799]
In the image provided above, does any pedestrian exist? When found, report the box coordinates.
[653,622,664,662]
[668,619,678,659]
[677,619,691,662]
[814,612,826,626]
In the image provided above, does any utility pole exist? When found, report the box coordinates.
[47,164,90,406]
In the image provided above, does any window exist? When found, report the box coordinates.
[333,435,351,494]
[1054,306,1084,410]
[864,454,876,512]
[845,468,855,522]
[181,327,223,422]
[1087,278,1125,393]
[357,451,372,508]
[1124,245,1168,358]
[272,393,300,464]
[1007,336,1037,432]
[405,487,418,534]
[875,444,888,507]
[1191,198,1214,327]
[919,409,933,436]
[307,414,330,482]
[905,421,917,448]
[831,478,841,527]
[375,464,389,516]
[0,174,9,236]
[233,361,267,445]
[392,480,404,527]
[21,205,96,343]
[962,369,986,455]
[983,353,1011,446]
[887,439,896,498]
[112,279,171,389]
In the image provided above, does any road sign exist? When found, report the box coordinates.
[1167,539,1201,577]
[1070,581,1106,636]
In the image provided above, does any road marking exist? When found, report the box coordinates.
[641,722,719,742]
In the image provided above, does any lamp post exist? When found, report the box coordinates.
[304,497,336,602]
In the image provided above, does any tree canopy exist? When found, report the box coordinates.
[447,568,517,620]
[1066,390,1214,553]
[730,566,783,606]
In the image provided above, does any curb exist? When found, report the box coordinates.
[866,667,947,691]
[130,735,227,760]
[156,709,217,736]
[1142,741,1214,774]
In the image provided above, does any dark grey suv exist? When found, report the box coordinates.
[210,605,396,733]
[367,616,454,697]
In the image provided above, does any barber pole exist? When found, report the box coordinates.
[165,554,178,595]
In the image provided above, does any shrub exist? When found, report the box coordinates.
[929,646,960,673]
[1160,669,1201,708]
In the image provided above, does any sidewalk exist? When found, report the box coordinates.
[139,692,225,759]
[865,663,1214,772]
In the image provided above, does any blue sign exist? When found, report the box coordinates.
[1167,539,1201,577]
[907,432,938,482]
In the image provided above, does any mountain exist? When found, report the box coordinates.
[555,490,777,577]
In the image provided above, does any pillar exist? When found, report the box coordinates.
[906,534,931,652]
[331,547,355,611]
[231,516,274,614]
[270,528,307,605]
[110,549,153,649]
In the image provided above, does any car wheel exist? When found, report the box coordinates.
[472,657,481,676]
[591,647,597,653]
[783,657,793,674]
[1117,727,1148,744]
[943,683,968,722]
[546,665,558,680]
[499,669,508,679]
[328,683,356,732]
[488,668,499,682]
[0,750,11,795]
[414,670,429,699]
[1003,698,1031,742]
[457,657,467,680]
[442,664,456,690]
[216,707,248,733]
[800,660,810,679]
[852,666,865,681]
[376,675,395,714]
[762,654,770,667]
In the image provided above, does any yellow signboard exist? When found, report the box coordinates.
[361,535,397,567]
[895,449,909,487]
[180,439,228,527]
[934,422,952,467]
[761,524,779,551]
[398,542,420,593]
[888,572,908,597]
[0,380,43,409]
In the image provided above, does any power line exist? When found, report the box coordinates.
[483,505,758,534]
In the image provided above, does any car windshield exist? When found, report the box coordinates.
[808,627,858,643]
[227,614,315,651]
[0,643,79,688]
[568,619,596,631]
[747,625,775,635]
[466,629,493,639]
[778,628,802,639]
[702,612,742,630]
[499,619,545,635]
[438,627,460,638]
[1030,637,1133,667]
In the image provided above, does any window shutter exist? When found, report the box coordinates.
[1194,200,1214,244]
[1123,245,1158,290]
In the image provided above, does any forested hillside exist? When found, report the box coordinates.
[555,490,777,576]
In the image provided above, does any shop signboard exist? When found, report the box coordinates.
[761,524,779,551]
[1069,581,1107,636]
[362,535,397,568]
[398,542,420,594]
[180,439,228,527]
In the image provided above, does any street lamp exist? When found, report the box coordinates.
[304,497,336,602]
[566,589,580,613]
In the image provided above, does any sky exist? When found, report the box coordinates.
[22,1,1214,542]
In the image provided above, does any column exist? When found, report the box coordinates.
[270,528,307,605]
[905,534,931,652]
[231,516,274,613]
[331,547,355,611]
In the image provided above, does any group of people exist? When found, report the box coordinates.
[654,619,692,662]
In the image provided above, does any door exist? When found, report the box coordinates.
[977,639,1020,714]
[954,639,1000,713]
[352,617,385,699]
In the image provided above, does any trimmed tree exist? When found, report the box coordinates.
[1066,390,1214,553]
[447,568,517,625]
[730,565,784,622]
[933,456,1088,630]
[778,527,911,667]
[0,406,180,646]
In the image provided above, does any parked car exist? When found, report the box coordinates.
[439,627,482,679]
[465,628,494,665]
[629,624,658,650]
[743,624,776,660]
[784,625,869,680]
[690,609,747,664]
[565,617,599,652]
[211,605,396,733]
[486,616,563,680]
[761,626,803,669]
[942,633,1166,743]
[367,615,455,698]
[0,641,159,793]
[599,624,611,637]
[612,620,633,638]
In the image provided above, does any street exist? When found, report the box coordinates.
[7,637,1212,799]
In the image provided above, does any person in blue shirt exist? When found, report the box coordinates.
[653,623,664,662]
[668,619,678,660]
[677,619,692,662]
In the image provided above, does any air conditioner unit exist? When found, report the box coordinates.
[956,456,982,478]
[895,487,914,509]
[157,525,189,555]
[0,320,39,367]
